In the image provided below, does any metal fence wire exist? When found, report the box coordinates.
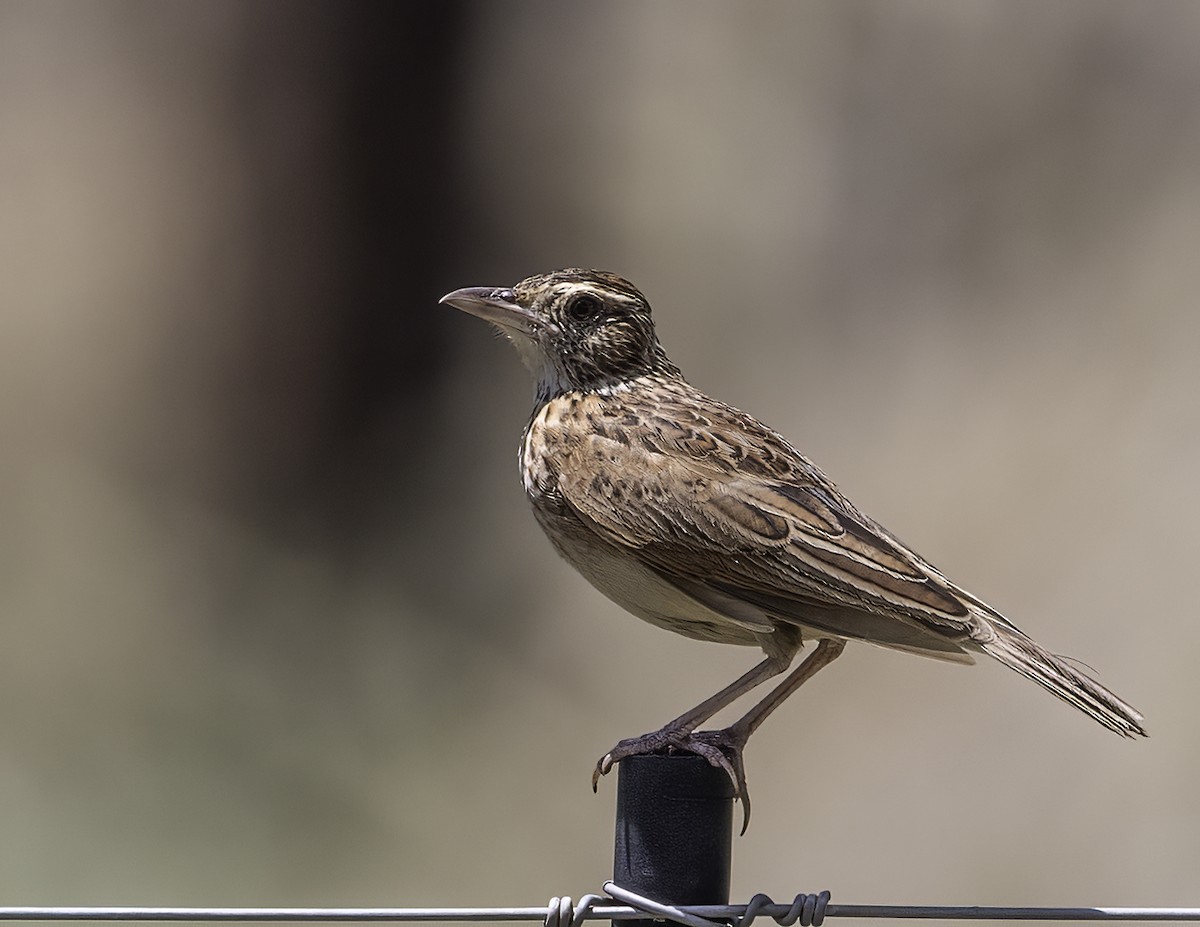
[4,883,1200,926]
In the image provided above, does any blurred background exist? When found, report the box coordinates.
[2,0,1198,914]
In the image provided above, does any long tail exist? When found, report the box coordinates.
[978,621,1146,738]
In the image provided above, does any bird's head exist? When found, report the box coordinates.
[440,269,680,401]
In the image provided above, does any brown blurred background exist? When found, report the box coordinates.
[1,0,1197,913]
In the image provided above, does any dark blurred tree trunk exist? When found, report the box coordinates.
[217,1,468,552]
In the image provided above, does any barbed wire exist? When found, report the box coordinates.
[3,883,1199,926]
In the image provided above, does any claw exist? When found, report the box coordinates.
[591,753,615,792]
[591,727,677,791]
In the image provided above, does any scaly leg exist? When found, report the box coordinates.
[591,653,790,790]
[692,638,845,831]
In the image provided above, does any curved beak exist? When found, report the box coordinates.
[439,286,537,336]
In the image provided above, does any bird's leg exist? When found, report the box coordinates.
[592,653,790,790]
[723,638,845,742]
[692,638,845,831]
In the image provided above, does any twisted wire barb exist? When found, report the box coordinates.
[544,894,604,927]
[736,891,832,927]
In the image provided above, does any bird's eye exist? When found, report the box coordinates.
[565,293,602,323]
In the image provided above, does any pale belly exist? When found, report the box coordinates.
[530,502,763,647]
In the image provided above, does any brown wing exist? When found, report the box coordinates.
[547,391,981,656]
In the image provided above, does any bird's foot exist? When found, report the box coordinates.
[592,728,687,789]
[592,724,753,832]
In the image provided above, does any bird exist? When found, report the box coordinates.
[440,268,1146,829]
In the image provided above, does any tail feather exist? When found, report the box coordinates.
[978,622,1146,738]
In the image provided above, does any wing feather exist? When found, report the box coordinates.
[546,408,979,654]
